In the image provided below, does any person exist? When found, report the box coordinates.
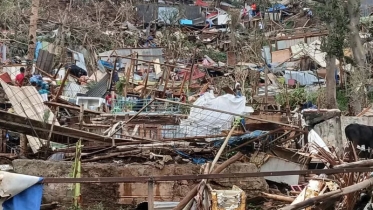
[251,3,257,17]
[234,81,242,97]
[180,92,187,103]
[15,67,25,87]
[259,22,264,31]
[307,9,313,19]
[105,92,116,110]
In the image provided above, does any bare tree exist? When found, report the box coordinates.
[27,0,40,62]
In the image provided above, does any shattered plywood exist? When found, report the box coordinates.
[0,80,60,153]
[250,152,306,186]
[271,49,291,63]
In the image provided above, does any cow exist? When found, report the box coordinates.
[345,123,373,159]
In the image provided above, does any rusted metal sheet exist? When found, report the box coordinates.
[36,49,55,74]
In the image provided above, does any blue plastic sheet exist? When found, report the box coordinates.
[34,41,42,61]
[213,130,269,147]
[174,148,208,164]
[99,60,114,70]
[267,4,287,12]
[3,177,44,210]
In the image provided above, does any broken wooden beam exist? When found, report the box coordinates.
[279,177,373,210]
[45,101,103,115]
[261,192,295,203]
[173,152,244,210]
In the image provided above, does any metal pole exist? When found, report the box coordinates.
[148,181,154,210]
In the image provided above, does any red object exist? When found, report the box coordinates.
[0,72,11,83]
[15,73,25,87]
[288,79,296,86]
[251,3,257,11]
[183,66,206,81]
[105,94,117,106]
[195,0,208,7]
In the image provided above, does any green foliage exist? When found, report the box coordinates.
[200,50,227,62]
[115,78,127,96]
[275,87,318,109]
[315,0,349,58]
[336,89,349,112]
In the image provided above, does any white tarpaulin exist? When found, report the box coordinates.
[0,171,43,210]
[308,129,331,154]
[179,92,246,137]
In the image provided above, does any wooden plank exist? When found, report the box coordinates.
[44,101,103,115]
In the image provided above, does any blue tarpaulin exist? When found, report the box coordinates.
[174,148,208,164]
[1,173,43,210]
[34,41,42,61]
[267,4,287,12]
[213,130,269,147]
[99,60,114,70]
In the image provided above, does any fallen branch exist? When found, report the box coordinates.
[279,177,373,210]
[261,192,295,203]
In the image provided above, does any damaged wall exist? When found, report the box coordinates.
[12,160,268,208]
[314,116,373,147]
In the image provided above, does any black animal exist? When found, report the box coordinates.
[345,123,373,158]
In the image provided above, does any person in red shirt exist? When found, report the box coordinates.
[105,92,117,110]
[15,67,25,87]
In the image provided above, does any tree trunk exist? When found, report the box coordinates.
[347,0,366,115]
[326,55,338,109]
[27,0,40,62]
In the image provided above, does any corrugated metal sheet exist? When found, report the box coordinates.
[306,36,321,44]
[99,48,164,67]
[36,50,55,74]
[0,80,60,153]
[86,73,109,98]
[277,38,304,50]
[136,4,201,23]
[62,82,88,98]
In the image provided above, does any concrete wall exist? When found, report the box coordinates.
[12,160,268,208]
[314,116,373,147]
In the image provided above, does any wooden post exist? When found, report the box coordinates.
[148,181,154,210]
[162,67,171,98]
[53,68,70,101]
[142,63,151,98]
[27,0,40,63]
[209,125,236,173]
[46,106,59,153]
[173,152,244,210]
[124,55,134,99]
[188,48,197,88]
[79,104,84,130]
[20,134,28,156]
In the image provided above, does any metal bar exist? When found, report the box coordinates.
[107,99,156,139]
[154,98,299,128]
[42,167,373,184]
[148,181,154,210]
